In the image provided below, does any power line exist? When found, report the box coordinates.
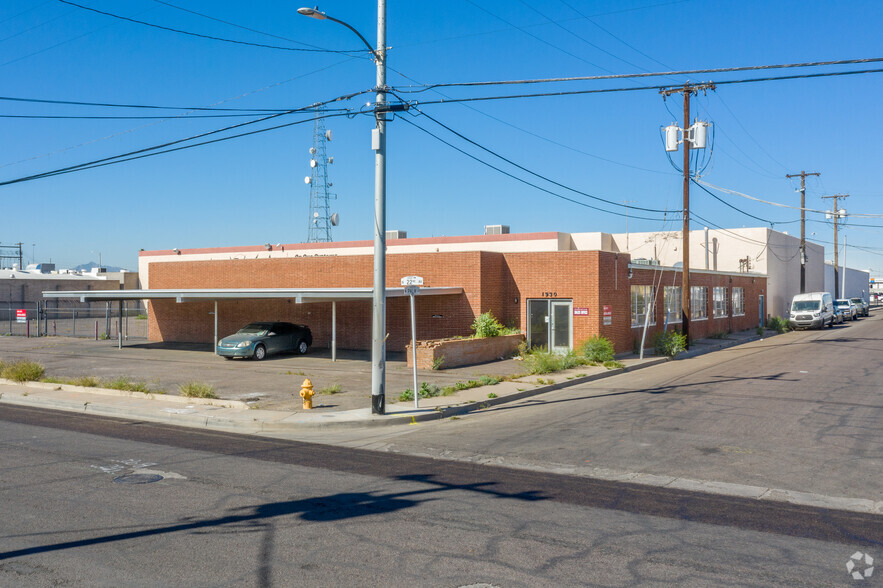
[0,91,367,187]
[690,179,772,225]
[408,105,673,214]
[58,0,369,55]
[395,57,883,92]
[407,68,883,106]
[0,94,291,112]
[398,114,672,222]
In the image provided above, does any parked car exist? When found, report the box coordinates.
[850,297,870,317]
[834,299,857,321]
[217,322,312,360]
[831,306,845,325]
[788,292,834,329]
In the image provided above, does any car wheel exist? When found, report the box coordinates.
[295,339,309,355]
[253,344,266,361]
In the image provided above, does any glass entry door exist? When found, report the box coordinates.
[527,299,572,353]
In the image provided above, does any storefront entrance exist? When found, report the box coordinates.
[527,299,572,353]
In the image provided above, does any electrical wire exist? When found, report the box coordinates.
[407,68,883,106]
[398,115,672,222]
[58,0,369,55]
[0,90,368,187]
[0,94,291,112]
[0,113,298,120]
[691,179,772,225]
[394,57,883,92]
[407,104,674,214]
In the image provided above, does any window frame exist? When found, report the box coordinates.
[630,285,656,328]
[713,286,728,318]
[732,287,745,317]
[664,286,682,324]
[690,286,708,320]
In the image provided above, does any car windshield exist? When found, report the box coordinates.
[237,324,270,335]
[834,300,849,307]
[791,301,820,312]
[850,298,863,304]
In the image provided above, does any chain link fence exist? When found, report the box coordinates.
[1,301,147,339]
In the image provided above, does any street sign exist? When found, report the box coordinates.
[573,307,588,316]
[404,285,420,296]
[15,309,26,323]
[401,275,423,286]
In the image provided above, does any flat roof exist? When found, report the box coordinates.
[42,287,464,303]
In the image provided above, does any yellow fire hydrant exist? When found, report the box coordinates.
[299,378,315,410]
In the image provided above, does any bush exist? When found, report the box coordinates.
[71,375,100,388]
[2,361,45,383]
[653,330,687,357]
[317,384,342,395]
[179,381,217,399]
[578,336,615,363]
[471,311,503,338]
[766,316,790,334]
[520,347,584,375]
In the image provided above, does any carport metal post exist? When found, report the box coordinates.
[213,301,218,355]
[331,301,337,362]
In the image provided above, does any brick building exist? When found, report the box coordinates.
[138,232,765,354]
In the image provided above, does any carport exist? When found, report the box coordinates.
[42,287,463,360]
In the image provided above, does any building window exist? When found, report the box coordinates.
[691,286,707,320]
[713,287,728,318]
[732,287,745,316]
[664,286,682,324]
[631,285,655,327]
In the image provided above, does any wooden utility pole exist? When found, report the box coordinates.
[660,82,714,347]
[786,171,820,293]
[821,194,848,298]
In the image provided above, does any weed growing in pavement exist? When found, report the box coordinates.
[653,330,687,357]
[604,360,625,369]
[2,361,45,382]
[179,381,217,399]
[766,316,790,334]
[285,370,306,376]
[104,377,151,393]
[574,373,587,378]
[487,392,498,399]
[318,384,342,395]
[432,355,446,370]
[708,331,729,339]
[71,376,101,388]
[135,314,147,320]
[756,326,764,336]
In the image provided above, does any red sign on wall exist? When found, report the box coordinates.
[602,305,613,326]
[573,307,588,316]
[15,309,26,323]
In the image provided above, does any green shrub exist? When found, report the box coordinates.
[756,326,764,336]
[431,355,446,370]
[398,382,443,402]
[179,381,217,399]
[487,393,498,399]
[604,360,625,370]
[578,336,615,363]
[135,314,147,320]
[766,316,789,334]
[471,311,503,338]
[2,361,45,382]
[71,375,100,388]
[318,384,342,395]
[520,347,585,375]
[653,330,687,357]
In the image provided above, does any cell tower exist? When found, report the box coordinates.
[304,107,337,242]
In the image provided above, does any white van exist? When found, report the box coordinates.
[789,292,834,329]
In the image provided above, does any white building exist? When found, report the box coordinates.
[824,262,870,300]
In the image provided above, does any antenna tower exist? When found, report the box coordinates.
[305,107,336,242]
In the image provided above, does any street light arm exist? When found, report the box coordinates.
[298,7,381,62]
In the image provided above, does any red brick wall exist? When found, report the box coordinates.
[146,250,765,354]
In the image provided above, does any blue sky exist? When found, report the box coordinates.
[0,0,881,273]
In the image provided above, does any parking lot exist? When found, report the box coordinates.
[0,336,526,411]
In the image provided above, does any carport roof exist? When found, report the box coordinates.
[42,287,463,303]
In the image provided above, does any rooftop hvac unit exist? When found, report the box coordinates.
[386,230,407,240]
[484,224,510,235]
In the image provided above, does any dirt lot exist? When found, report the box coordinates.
[0,336,526,411]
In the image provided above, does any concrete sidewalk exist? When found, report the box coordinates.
[0,328,776,433]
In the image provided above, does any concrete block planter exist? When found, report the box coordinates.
[406,333,524,370]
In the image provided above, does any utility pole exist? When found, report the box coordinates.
[821,194,848,298]
[660,82,715,347]
[786,171,820,293]
[622,200,636,251]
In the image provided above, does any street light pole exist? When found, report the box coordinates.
[299,3,388,413]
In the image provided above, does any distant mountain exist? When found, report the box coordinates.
[74,261,126,272]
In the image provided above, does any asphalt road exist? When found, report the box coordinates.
[0,406,879,587]
[310,313,883,502]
